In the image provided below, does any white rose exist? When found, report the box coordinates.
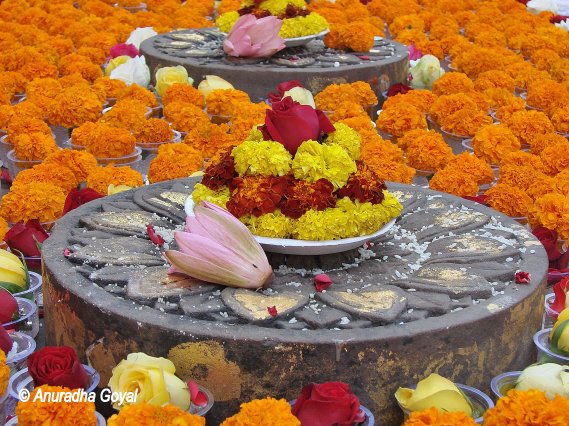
[555,19,569,31]
[126,27,158,49]
[110,56,151,87]
[526,0,558,14]
[516,363,569,399]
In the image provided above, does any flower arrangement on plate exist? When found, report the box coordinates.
[190,84,403,245]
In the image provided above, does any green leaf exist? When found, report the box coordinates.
[0,281,27,294]
[17,250,30,291]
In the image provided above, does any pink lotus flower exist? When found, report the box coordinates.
[223,14,285,58]
[109,43,139,59]
[165,202,274,289]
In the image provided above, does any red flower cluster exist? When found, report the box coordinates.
[226,175,289,217]
[338,161,386,204]
[202,148,237,190]
[280,178,336,219]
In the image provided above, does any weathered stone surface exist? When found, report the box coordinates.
[405,291,451,314]
[80,211,173,236]
[126,266,197,299]
[295,306,348,328]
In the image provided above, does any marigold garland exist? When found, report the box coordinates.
[0,182,67,223]
[107,403,205,426]
[403,407,478,426]
[86,165,143,195]
[16,385,97,426]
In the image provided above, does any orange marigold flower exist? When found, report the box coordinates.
[474,70,515,93]
[43,149,98,182]
[92,76,127,100]
[0,182,67,223]
[440,108,492,137]
[0,105,13,130]
[551,106,569,134]
[494,99,527,123]
[365,159,416,184]
[452,46,506,78]
[526,80,569,113]
[315,82,377,111]
[471,124,520,165]
[324,21,376,52]
[60,60,103,83]
[12,132,58,161]
[485,183,532,217]
[0,71,28,98]
[428,93,479,125]
[16,385,97,426]
[540,139,569,175]
[7,117,51,140]
[504,110,554,144]
[404,407,478,426]
[500,151,545,172]
[25,77,63,104]
[76,46,108,65]
[432,72,474,96]
[483,389,569,426]
[382,90,436,114]
[162,83,205,108]
[184,122,235,158]
[526,174,557,200]
[445,152,494,184]
[327,102,369,123]
[119,84,159,108]
[388,14,425,38]
[87,165,143,195]
[549,58,569,84]
[148,143,203,184]
[107,403,205,426]
[555,169,569,196]
[58,73,91,89]
[164,101,210,133]
[498,164,539,192]
[48,86,102,128]
[232,101,269,122]
[99,99,148,133]
[361,135,405,163]
[12,162,79,192]
[527,132,568,155]
[0,348,9,395]
[83,123,136,158]
[483,88,519,110]
[230,118,261,141]
[530,48,560,71]
[206,89,251,116]
[227,175,288,218]
[134,118,174,144]
[406,130,453,171]
[376,104,427,137]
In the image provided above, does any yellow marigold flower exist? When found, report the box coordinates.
[440,108,492,137]
[224,397,294,426]
[432,72,474,96]
[93,76,127,100]
[0,349,9,396]
[164,101,210,133]
[148,144,203,184]
[48,86,102,128]
[404,407,478,426]
[244,209,292,238]
[503,110,554,145]
[0,182,66,223]
[206,89,251,116]
[485,183,532,218]
[471,124,520,165]
[376,104,427,137]
[483,390,569,426]
[133,119,174,144]
[245,127,265,142]
[162,83,204,108]
[253,0,306,14]
[324,122,361,160]
[191,183,230,209]
[183,122,235,158]
[406,130,453,171]
[232,140,292,177]
[119,84,159,108]
[474,70,515,92]
[12,132,58,161]
[215,11,239,33]
[87,165,143,195]
[540,139,569,175]
[446,152,494,184]
[292,140,356,189]
[12,162,79,192]
[16,385,97,426]
[43,149,98,182]
[108,403,205,426]
[280,13,329,38]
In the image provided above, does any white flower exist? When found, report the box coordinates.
[555,19,569,31]
[410,54,445,90]
[126,27,158,49]
[526,0,558,14]
[282,87,316,108]
[516,363,569,399]
[110,56,150,87]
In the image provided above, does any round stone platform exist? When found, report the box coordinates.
[42,179,547,425]
[140,29,409,103]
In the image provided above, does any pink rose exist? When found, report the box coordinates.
[109,43,139,59]
[223,14,285,58]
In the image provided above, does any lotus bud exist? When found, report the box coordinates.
[395,373,473,416]
[410,54,445,90]
[198,75,234,99]
[516,363,569,399]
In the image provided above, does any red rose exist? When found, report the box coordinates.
[532,227,562,262]
[63,188,103,215]
[550,14,569,23]
[4,221,50,258]
[550,277,569,316]
[268,80,304,104]
[109,43,139,59]
[27,346,89,389]
[292,382,365,426]
[263,97,335,154]
[386,83,412,97]
[0,288,18,324]
[0,324,12,354]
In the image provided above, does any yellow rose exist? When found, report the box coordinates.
[197,75,234,99]
[282,87,315,108]
[108,353,191,411]
[395,373,473,416]
[155,66,193,97]
[108,184,133,195]
[105,56,132,77]
[0,249,28,292]
[550,308,569,355]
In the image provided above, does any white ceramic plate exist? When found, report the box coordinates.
[185,197,396,255]
[283,30,329,48]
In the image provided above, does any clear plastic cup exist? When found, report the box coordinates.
[189,385,215,417]
[95,146,142,166]
[6,150,44,179]
[0,134,13,165]
[12,271,42,304]
[490,371,522,399]
[290,400,374,425]
[534,328,569,364]
[440,127,470,154]
[4,411,106,425]
[396,383,494,424]
[136,130,181,151]
[544,293,559,329]
[412,169,434,188]
[5,332,36,372]
[2,298,38,338]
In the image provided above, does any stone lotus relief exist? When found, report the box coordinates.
[64,179,537,330]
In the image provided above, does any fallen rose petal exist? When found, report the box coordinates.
[147,224,165,246]
[515,271,531,284]
[267,305,277,317]
[63,248,71,257]
[314,273,333,292]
